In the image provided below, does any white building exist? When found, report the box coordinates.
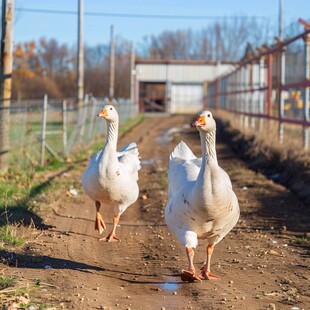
[135,60,236,113]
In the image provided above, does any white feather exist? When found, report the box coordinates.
[165,112,240,250]
[81,106,141,217]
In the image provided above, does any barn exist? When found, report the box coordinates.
[135,60,236,113]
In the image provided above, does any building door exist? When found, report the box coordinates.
[170,83,203,113]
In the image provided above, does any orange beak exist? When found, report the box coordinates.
[97,109,107,117]
[192,115,206,127]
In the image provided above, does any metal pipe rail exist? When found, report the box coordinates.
[206,19,310,148]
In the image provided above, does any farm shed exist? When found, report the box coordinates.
[135,60,236,113]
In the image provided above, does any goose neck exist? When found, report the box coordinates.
[200,130,217,165]
[106,120,119,148]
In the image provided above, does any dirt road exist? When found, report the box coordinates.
[2,114,310,309]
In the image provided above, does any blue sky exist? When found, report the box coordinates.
[13,0,310,48]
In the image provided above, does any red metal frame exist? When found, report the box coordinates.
[219,108,310,127]
[207,19,310,129]
[267,53,273,117]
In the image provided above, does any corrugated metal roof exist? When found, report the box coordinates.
[136,61,235,83]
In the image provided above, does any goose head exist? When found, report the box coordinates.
[97,105,119,122]
[192,111,216,133]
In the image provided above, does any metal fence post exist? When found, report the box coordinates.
[279,47,286,144]
[303,32,310,148]
[267,53,273,117]
[62,99,67,153]
[40,94,48,166]
[250,62,256,128]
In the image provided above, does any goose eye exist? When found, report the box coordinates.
[110,107,113,110]
[207,114,210,117]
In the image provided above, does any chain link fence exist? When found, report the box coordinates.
[2,95,138,170]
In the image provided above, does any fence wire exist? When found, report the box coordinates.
[2,96,138,170]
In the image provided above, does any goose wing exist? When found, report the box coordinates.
[117,142,141,181]
[168,141,201,198]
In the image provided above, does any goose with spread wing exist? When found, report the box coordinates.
[165,111,240,281]
[81,105,141,242]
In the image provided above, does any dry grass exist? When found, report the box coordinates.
[215,110,309,163]
[213,109,310,205]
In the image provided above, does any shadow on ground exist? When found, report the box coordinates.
[0,166,74,229]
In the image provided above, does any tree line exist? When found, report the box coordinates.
[12,17,274,100]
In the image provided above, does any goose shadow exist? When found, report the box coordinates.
[1,249,187,287]
[0,249,103,273]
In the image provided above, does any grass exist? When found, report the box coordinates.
[215,110,309,159]
[0,170,34,210]
[119,114,145,136]
[0,225,25,247]
[0,279,51,309]
[292,235,310,246]
[0,275,16,290]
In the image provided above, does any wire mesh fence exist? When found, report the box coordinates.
[206,21,310,150]
[1,95,138,170]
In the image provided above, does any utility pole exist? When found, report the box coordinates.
[279,0,283,40]
[109,25,115,99]
[77,0,84,107]
[130,42,135,104]
[0,0,14,172]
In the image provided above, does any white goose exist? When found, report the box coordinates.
[81,104,141,242]
[165,111,240,281]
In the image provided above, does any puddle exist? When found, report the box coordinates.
[159,281,180,291]
[141,159,156,166]
[155,127,182,144]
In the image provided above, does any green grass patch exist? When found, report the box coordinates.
[0,225,24,247]
[119,114,145,136]
[292,235,310,246]
[35,157,66,172]
[0,171,34,209]
[0,275,16,290]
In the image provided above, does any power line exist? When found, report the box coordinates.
[14,7,270,21]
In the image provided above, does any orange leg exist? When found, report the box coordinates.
[199,244,219,280]
[100,215,120,242]
[180,248,202,282]
[95,201,106,234]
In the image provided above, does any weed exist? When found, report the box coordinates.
[0,275,16,290]
[0,225,24,247]
[292,235,310,245]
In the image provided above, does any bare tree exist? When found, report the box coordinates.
[141,16,273,61]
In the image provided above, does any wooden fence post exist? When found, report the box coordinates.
[40,94,48,166]
[0,0,14,172]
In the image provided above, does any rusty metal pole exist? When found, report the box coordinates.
[279,49,286,119]
[250,62,256,128]
[303,33,310,122]
[303,32,310,148]
[267,53,273,117]
[0,0,14,172]
[259,57,265,114]
[258,56,265,131]
[279,47,286,144]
